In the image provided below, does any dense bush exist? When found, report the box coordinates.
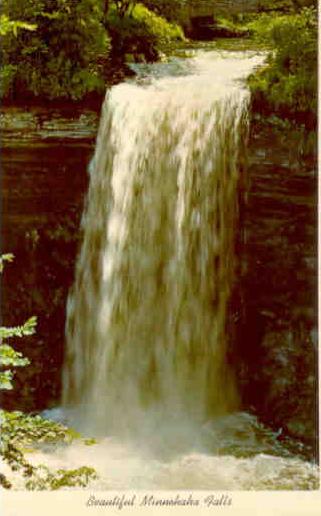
[140,0,188,24]
[1,0,110,101]
[1,405,97,490]
[248,7,317,127]
[1,1,185,100]
[107,2,184,62]
[257,0,316,11]
[0,254,35,391]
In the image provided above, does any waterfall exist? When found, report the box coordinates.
[63,51,262,446]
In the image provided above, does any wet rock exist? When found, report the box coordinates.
[234,121,317,456]
[1,107,98,410]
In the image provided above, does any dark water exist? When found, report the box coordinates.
[1,104,317,458]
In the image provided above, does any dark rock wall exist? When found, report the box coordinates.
[1,108,98,410]
[233,122,318,456]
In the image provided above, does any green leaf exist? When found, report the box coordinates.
[0,371,14,390]
[0,15,37,36]
[0,344,30,368]
[0,254,14,273]
[0,316,37,339]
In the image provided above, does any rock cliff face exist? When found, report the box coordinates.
[232,122,317,457]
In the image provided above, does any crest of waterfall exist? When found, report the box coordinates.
[63,51,263,444]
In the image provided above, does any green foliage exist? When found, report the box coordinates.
[113,0,190,24]
[84,437,98,446]
[107,2,184,62]
[257,0,316,11]
[0,410,76,447]
[210,15,250,37]
[132,3,184,43]
[0,255,98,490]
[1,441,34,488]
[0,371,15,391]
[1,316,37,340]
[0,65,18,100]
[1,0,186,99]
[0,14,36,36]
[25,465,97,490]
[0,345,30,369]
[140,0,188,24]
[114,0,137,17]
[0,253,14,273]
[0,409,97,490]
[0,256,35,391]
[1,0,110,101]
[0,317,35,390]
[0,437,96,490]
[248,7,317,127]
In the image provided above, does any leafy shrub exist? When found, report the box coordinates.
[1,436,96,490]
[257,0,316,10]
[0,14,36,36]
[0,408,97,490]
[248,7,317,127]
[0,254,97,490]
[0,410,78,447]
[25,465,97,490]
[139,0,188,24]
[107,2,184,62]
[1,0,110,101]
[0,407,97,490]
[0,254,35,391]
[132,3,184,43]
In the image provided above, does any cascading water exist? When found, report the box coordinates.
[63,51,253,441]
[32,50,317,490]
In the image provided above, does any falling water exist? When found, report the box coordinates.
[0,50,317,491]
[63,51,255,438]
[52,50,318,489]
